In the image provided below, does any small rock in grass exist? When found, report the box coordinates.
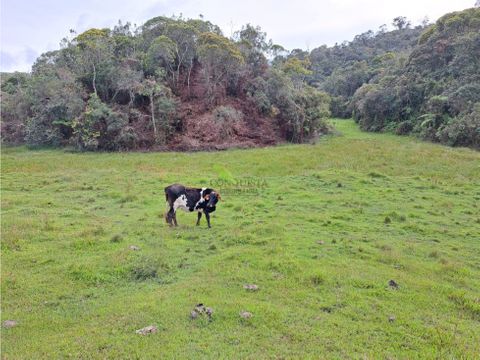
[388,315,396,323]
[191,303,213,319]
[135,325,157,335]
[205,307,214,318]
[2,320,17,328]
[240,311,252,319]
[129,245,140,251]
[243,284,259,291]
[190,310,199,319]
[195,303,206,313]
[388,279,399,289]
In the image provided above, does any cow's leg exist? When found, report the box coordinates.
[204,211,211,228]
[166,207,175,226]
[173,210,178,226]
[196,212,202,226]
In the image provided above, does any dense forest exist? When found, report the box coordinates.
[0,17,330,150]
[308,17,426,118]
[1,7,479,150]
[350,8,480,148]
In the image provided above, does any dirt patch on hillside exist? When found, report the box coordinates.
[169,98,280,151]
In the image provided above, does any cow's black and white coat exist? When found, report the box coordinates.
[164,184,220,228]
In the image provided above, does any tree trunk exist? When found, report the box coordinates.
[150,94,157,139]
[111,89,119,102]
[176,63,181,91]
[92,63,97,96]
[187,62,193,97]
[128,90,134,107]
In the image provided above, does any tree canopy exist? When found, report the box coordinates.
[351,7,480,148]
[1,16,331,150]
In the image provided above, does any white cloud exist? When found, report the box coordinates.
[0,0,475,72]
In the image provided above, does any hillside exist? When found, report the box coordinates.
[308,22,425,117]
[1,9,479,150]
[0,18,330,151]
[2,120,479,358]
[351,7,480,148]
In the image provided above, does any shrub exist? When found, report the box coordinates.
[395,120,414,135]
[436,106,480,148]
[212,105,244,137]
[330,96,352,118]
[25,117,63,148]
[246,77,271,115]
[116,126,139,150]
[73,94,127,151]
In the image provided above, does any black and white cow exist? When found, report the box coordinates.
[164,184,221,228]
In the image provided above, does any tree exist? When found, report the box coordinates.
[392,16,411,30]
[197,32,244,101]
[111,21,137,58]
[421,16,430,27]
[141,16,176,49]
[145,35,176,85]
[164,22,198,92]
[378,24,388,34]
[73,93,126,150]
[234,24,271,76]
[24,58,85,147]
[1,72,31,144]
[112,60,143,106]
[138,75,176,144]
[281,57,313,89]
[73,28,114,99]
[265,69,330,143]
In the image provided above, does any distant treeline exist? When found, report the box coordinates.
[1,8,479,150]
[306,8,479,149]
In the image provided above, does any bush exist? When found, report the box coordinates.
[266,69,331,142]
[212,105,244,137]
[0,73,30,144]
[300,86,331,137]
[330,96,351,118]
[437,106,480,148]
[115,126,139,150]
[246,77,271,115]
[25,117,63,148]
[395,120,414,135]
[73,94,127,151]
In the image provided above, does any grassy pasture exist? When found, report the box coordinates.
[1,120,479,359]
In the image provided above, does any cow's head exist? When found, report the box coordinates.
[204,190,221,211]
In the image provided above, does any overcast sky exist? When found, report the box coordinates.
[0,0,476,72]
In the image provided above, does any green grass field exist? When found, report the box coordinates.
[1,120,479,359]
